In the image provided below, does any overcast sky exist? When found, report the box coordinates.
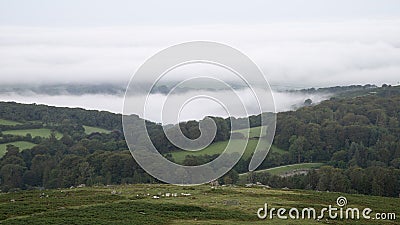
[1,0,400,87]
[1,0,400,26]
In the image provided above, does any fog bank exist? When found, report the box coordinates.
[0,89,330,124]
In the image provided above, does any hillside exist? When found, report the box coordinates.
[0,85,399,199]
[238,163,324,182]
[0,184,398,224]
[0,116,109,157]
[168,126,287,163]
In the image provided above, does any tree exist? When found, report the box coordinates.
[346,167,368,194]
[60,134,74,147]
[221,169,239,184]
[0,164,26,189]
[304,99,312,106]
[30,154,54,186]
[1,145,25,167]
[316,166,333,191]
[329,169,350,192]
[289,136,306,163]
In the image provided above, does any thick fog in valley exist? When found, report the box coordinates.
[0,87,331,124]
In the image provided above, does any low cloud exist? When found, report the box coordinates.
[0,89,330,124]
[0,19,400,87]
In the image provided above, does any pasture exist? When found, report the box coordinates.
[83,125,111,134]
[0,184,398,224]
[0,141,37,157]
[0,119,22,126]
[170,126,286,163]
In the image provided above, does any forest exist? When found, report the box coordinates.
[0,85,399,197]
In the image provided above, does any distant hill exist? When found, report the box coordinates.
[0,83,387,97]
[0,85,399,197]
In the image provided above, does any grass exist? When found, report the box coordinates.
[169,126,287,163]
[251,163,324,176]
[232,126,266,139]
[268,145,287,154]
[170,139,286,164]
[2,128,62,139]
[0,184,398,224]
[0,119,22,126]
[83,125,111,134]
[239,163,325,183]
[170,139,254,163]
[0,141,37,157]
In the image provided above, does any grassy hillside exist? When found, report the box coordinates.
[238,163,324,183]
[0,141,37,157]
[0,184,398,224]
[170,126,286,163]
[170,139,255,163]
[0,116,115,158]
[241,163,324,176]
[0,119,22,126]
[232,126,265,138]
[0,120,110,156]
[170,139,286,163]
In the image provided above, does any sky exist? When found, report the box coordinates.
[1,0,400,26]
[0,0,400,88]
[1,0,399,122]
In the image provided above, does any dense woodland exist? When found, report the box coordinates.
[0,85,399,197]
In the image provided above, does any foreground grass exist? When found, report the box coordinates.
[0,184,398,224]
[2,128,62,139]
[83,125,111,135]
[0,141,37,157]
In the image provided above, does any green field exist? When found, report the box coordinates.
[249,163,324,176]
[0,119,22,126]
[2,128,62,139]
[170,139,254,163]
[83,125,111,134]
[0,141,37,157]
[240,163,324,178]
[232,126,266,138]
[170,139,286,163]
[169,126,286,163]
[0,184,398,224]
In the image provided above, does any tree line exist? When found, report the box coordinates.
[0,85,399,197]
